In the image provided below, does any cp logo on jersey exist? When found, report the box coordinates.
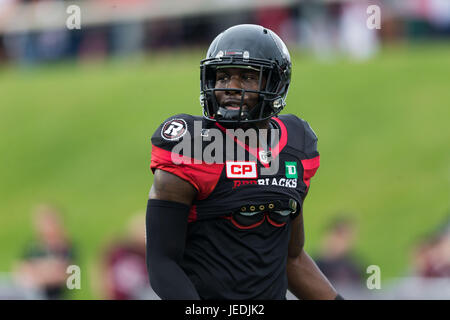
[161,119,187,141]
[226,161,258,179]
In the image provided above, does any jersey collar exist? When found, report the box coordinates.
[214,117,288,168]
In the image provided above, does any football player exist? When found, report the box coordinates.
[146,24,342,300]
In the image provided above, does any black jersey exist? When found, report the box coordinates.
[150,114,320,299]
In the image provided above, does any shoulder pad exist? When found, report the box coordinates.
[277,114,319,158]
[150,114,223,200]
[151,114,202,152]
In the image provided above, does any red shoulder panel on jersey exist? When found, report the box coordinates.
[270,117,288,159]
[301,156,320,189]
[150,145,224,201]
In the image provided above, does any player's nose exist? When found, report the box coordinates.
[225,75,243,94]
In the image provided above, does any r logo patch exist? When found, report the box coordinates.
[161,119,187,141]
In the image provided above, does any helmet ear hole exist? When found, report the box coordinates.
[263,69,281,94]
[205,90,218,117]
[282,83,290,99]
[204,66,216,89]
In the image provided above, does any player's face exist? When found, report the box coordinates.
[214,68,265,113]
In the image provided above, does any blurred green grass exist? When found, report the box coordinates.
[0,44,449,299]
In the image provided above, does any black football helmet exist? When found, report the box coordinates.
[200,24,292,124]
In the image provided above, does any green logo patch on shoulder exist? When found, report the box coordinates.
[285,162,298,179]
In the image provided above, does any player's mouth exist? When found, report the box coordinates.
[222,101,248,111]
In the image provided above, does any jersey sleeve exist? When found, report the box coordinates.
[299,117,320,190]
[280,114,320,191]
[150,114,223,200]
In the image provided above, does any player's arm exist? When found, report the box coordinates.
[146,169,200,300]
[286,212,339,300]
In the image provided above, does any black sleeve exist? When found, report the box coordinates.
[146,199,200,300]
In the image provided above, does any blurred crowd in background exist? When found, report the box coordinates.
[0,0,449,300]
[0,203,448,299]
[0,204,159,300]
[0,0,449,65]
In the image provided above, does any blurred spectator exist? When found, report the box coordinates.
[315,216,364,291]
[383,216,450,299]
[145,18,184,49]
[338,0,380,61]
[2,0,70,65]
[427,0,450,36]
[411,218,450,278]
[298,0,340,60]
[0,0,15,62]
[254,5,294,43]
[12,204,76,300]
[1,0,450,66]
[110,21,145,57]
[77,25,109,62]
[95,212,158,300]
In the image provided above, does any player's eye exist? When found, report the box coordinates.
[242,73,258,81]
[216,73,228,82]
